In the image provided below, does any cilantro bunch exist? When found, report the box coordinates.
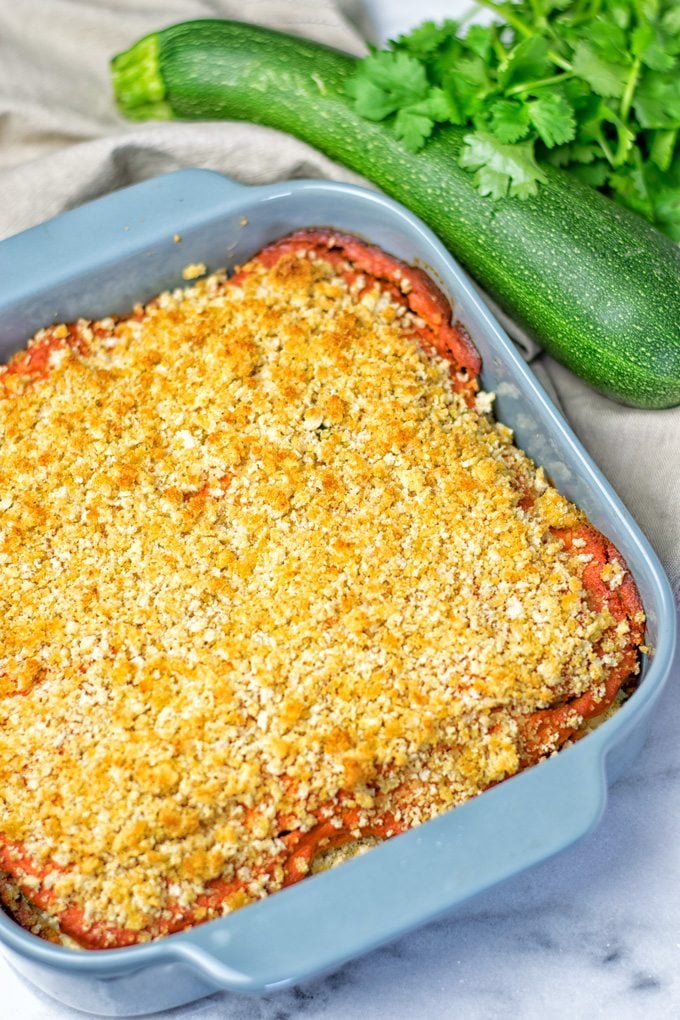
[346,0,680,239]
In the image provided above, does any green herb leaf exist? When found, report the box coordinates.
[443,55,494,121]
[653,183,680,239]
[633,70,680,128]
[607,0,632,31]
[397,20,459,59]
[586,17,629,63]
[572,41,629,98]
[474,166,516,201]
[498,36,551,90]
[649,128,678,171]
[346,4,680,235]
[422,86,453,121]
[662,6,680,36]
[527,93,576,147]
[463,25,496,62]
[394,107,436,150]
[488,99,532,143]
[640,154,680,239]
[460,131,547,198]
[393,88,453,151]
[346,50,430,121]
[608,157,654,219]
[570,142,603,163]
[631,22,676,72]
[345,76,399,121]
[569,159,611,186]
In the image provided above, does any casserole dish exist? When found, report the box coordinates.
[0,169,675,1016]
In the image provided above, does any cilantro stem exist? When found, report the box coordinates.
[548,51,572,72]
[472,1,572,71]
[527,0,544,25]
[596,129,615,166]
[473,0,533,39]
[619,57,640,122]
[505,70,574,96]
[492,33,507,63]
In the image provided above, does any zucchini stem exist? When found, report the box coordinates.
[111,33,174,120]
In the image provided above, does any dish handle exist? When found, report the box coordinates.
[172,745,607,993]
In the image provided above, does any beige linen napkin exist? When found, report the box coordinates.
[1,0,678,594]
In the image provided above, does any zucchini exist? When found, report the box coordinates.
[112,21,680,408]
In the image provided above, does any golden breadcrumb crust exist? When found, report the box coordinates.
[0,235,642,947]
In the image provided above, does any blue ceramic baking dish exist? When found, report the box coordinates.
[0,170,675,1017]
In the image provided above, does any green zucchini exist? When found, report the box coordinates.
[111,20,680,408]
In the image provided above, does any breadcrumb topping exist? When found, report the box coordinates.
[0,245,636,940]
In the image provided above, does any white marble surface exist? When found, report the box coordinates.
[3,1,680,1017]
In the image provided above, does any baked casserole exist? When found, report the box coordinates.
[0,230,644,949]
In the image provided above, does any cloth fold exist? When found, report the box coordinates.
[1,0,678,594]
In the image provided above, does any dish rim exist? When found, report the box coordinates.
[0,169,675,990]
